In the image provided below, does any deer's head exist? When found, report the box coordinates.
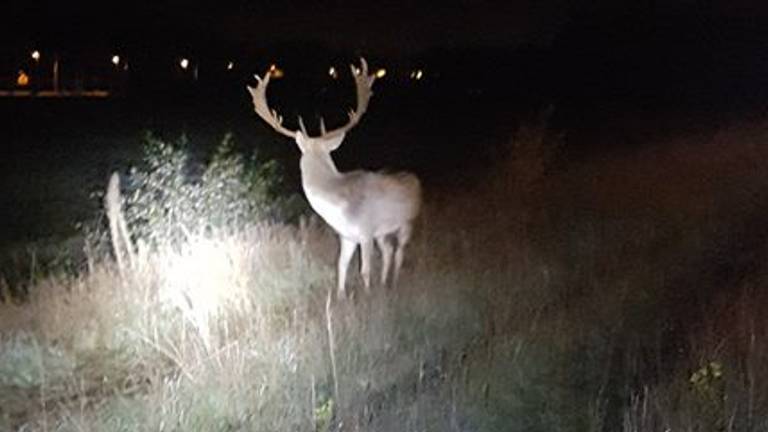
[247,58,376,155]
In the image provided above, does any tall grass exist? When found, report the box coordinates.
[3,119,768,431]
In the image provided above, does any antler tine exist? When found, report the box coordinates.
[247,70,297,139]
[319,117,327,135]
[272,110,283,126]
[298,116,309,137]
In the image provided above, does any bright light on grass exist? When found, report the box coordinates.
[161,236,249,349]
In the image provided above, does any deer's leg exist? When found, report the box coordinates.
[338,237,357,296]
[360,238,373,293]
[376,235,394,287]
[393,224,413,285]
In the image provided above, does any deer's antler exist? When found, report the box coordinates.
[247,58,376,139]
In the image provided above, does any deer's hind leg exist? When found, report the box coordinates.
[360,238,373,293]
[376,235,394,287]
[393,224,413,285]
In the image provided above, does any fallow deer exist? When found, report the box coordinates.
[247,58,421,296]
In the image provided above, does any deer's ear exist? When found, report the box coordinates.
[294,132,309,153]
[323,133,346,152]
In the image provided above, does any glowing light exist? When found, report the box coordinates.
[268,64,284,78]
[17,70,29,87]
[227,61,235,70]
[179,58,190,70]
[111,55,120,66]
[328,66,338,79]
[411,69,424,80]
[161,237,250,349]
[31,50,40,61]
[375,68,387,79]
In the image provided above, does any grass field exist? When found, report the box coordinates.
[3,107,768,431]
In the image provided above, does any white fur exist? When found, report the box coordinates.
[297,135,421,295]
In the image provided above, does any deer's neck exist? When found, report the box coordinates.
[300,152,342,195]
[300,151,359,236]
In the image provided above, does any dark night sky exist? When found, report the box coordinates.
[3,1,767,57]
[3,0,573,56]
[3,0,567,51]
[2,1,766,61]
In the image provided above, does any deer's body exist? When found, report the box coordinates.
[248,59,421,296]
[302,156,420,240]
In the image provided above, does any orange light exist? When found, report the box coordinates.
[268,64,284,78]
[17,70,29,87]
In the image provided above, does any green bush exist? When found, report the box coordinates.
[93,132,305,250]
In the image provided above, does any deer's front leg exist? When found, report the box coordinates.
[338,237,357,297]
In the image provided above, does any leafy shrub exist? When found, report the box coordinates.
[92,132,305,250]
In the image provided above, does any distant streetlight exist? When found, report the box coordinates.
[111,55,121,66]
[329,66,338,79]
[411,69,424,80]
[180,58,190,70]
[227,61,235,70]
[53,56,60,92]
[375,68,387,79]
[28,50,59,92]
[29,51,40,91]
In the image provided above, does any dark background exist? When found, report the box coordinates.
[1,0,768,248]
